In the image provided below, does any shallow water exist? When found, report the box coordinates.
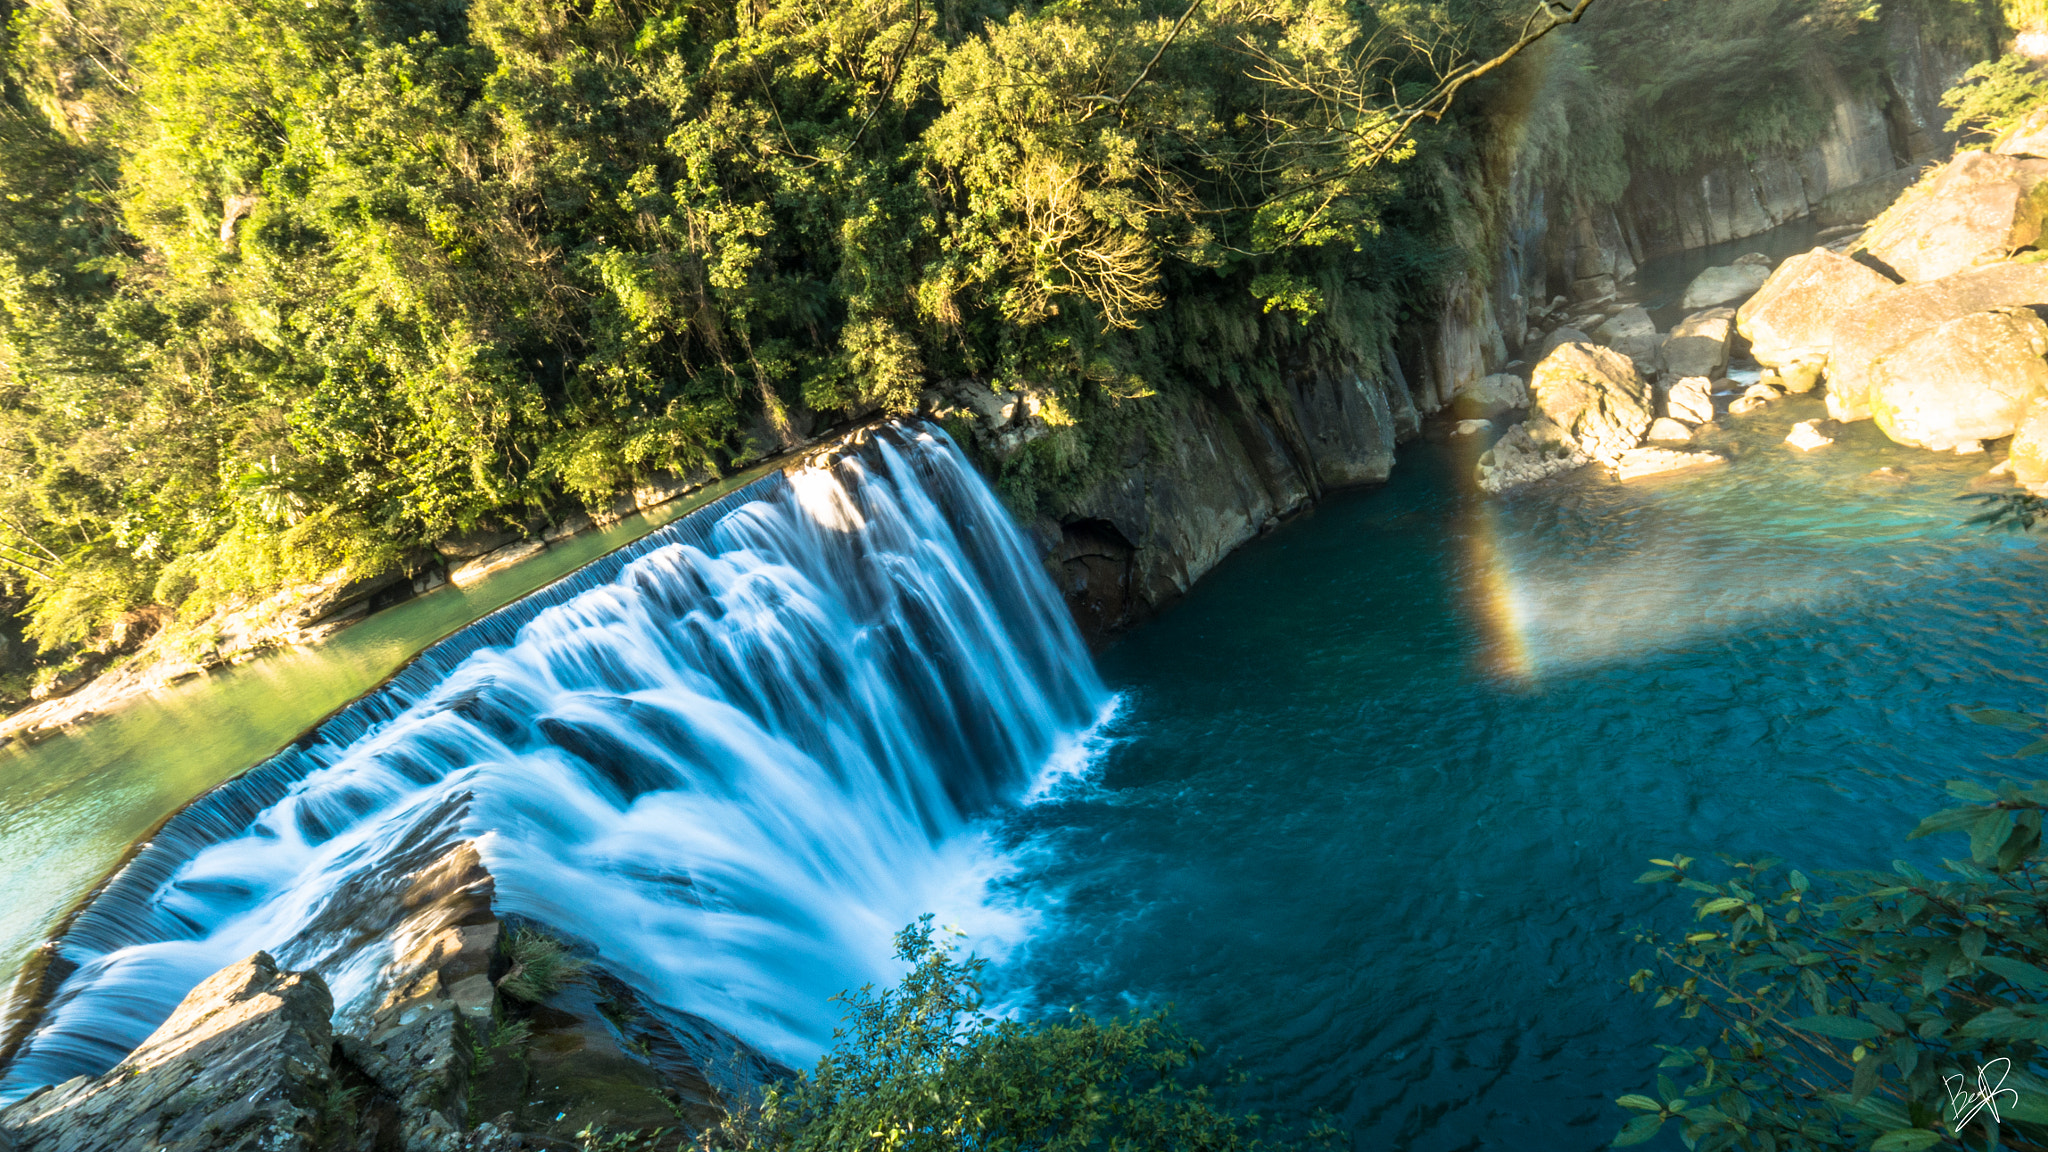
[996,399,2048,1149]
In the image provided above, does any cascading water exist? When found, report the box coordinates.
[0,424,1106,1101]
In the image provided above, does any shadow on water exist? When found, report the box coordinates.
[995,398,2048,1150]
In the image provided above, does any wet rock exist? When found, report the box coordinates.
[1646,417,1695,443]
[0,952,334,1152]
[451,540,547,589]
[1613,447,1727,480]
[1732,252,1773,268]
[1681,263,1770,310]
[1859,151,2048,281]
[2010,394,2048,493]
[1594,306,1661,369]
[1868,308,2048,449]
[1786,421,1833,451]
[1528,343,1654,465]
[543,513,594,544]
[1666,376,1717,425]
[1454,419,1494,435]
[1955,439,1988,455]
[1475,416,1591,493]
[1774,361,1823,394]
[1451,373,1527,419]
[1823,262,2048,420]
[1729,383,1785,416]
[1658,308,1734,380]
[1737,247,1897,370]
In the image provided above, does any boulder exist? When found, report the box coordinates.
[0,953,334,1152]
[450,538,546,589]
[1594,306,1661,368]
[1729,382,1784,416]
[1786,421,1833,451]
[1736,247,1898,369]
[1538,326,1593,360]
[1996,106,2048,158]
[2011,394,2048,493]
[1658,308,1734,380]
[1666,376,1717,425]
[1681,263,1771,310]
[1732,252,1772,268]
[1452,373,1529,418]
[1646,417,1695,443]
[1822,262,2048,420]
[1475,416,1590,493]
[1613,447,1727,480]
[1858,150,2048,282]
[1773,361,1822,394]
[433,526,520,561]
[1867,308,2048,449]
[1529,342,1655,465]
[1454,419,1494,435]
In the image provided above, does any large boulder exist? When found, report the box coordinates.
[1996,106,2048,159]
[1681,263,1770,310]
[1594,306,1661,368]
[1452,373,1529,419]
[0,953,335,1152]
[1858,150,2048,282]
[1736,247,1898,370]
[1658,307,1735,379]
[1529,342,1654,464]
[1867,308,2048,449]
[1823,262,2048,420]
[1475,416,1590,493]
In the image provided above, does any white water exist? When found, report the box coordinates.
[0,426,1106,1099]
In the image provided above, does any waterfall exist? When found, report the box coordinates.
[0,424,1107,1100]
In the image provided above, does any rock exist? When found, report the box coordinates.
[1736,246,1897,369]
[542,512,594,543]
[1858,150,2048,281]
[1869,466,1911,481]
[434,526,520,562]
[1867,308,2048,449]
[1681,263,1771,310]
[1646,417,1695,443]
[1996,106,2048,158]
[1613,447,1728,480]
[1538,326,1593,359]
[449,539,546,589]
[1955,439,1988,455]
[631,470,708,511]
[1572,273,1617,302]
[1475,416,1591,493]
[1658,308,1734,379]
[1817,167,1925,229]
[1732,252,1772,268]
[1786,420,1833,451]
[1528,342,1655,464]
[1594,306,1661,368]
[1729,382,1784,416]
[1666,376,1717,425]
[0,952,334,1152]
[2011,394,2048,493]
[1776,361,1823,394]
[1454,419,1494,435]
[1822,262,2048,420]
[1451,373,1528,418]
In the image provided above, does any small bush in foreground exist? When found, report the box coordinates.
[703,916,1322,1152]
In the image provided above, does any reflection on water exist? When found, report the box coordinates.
[1002,398,2048,1150]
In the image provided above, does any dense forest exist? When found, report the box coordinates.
[0,0,2022,692]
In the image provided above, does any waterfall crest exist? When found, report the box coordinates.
[0,424,1106,1100]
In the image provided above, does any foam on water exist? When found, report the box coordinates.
[0,425,1107,1100]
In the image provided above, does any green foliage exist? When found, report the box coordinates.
[1613,757,2048,1150]
[499,927,588,1003]
[707,915,1324,1152]
[1944,53,2048,142]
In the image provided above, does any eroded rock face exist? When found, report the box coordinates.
[1474,416,1590,493]
[1529,343,1653,465]
[1823,262,2048,420]
[1658,308,1734,380]
[1868,308,2048,449]
[1736,247,1898,369]
[0,953,334,1152]
[1859,151,2048,281]
[1681,264,1770,310]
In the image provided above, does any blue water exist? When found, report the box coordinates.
[998,398,2048,1149]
